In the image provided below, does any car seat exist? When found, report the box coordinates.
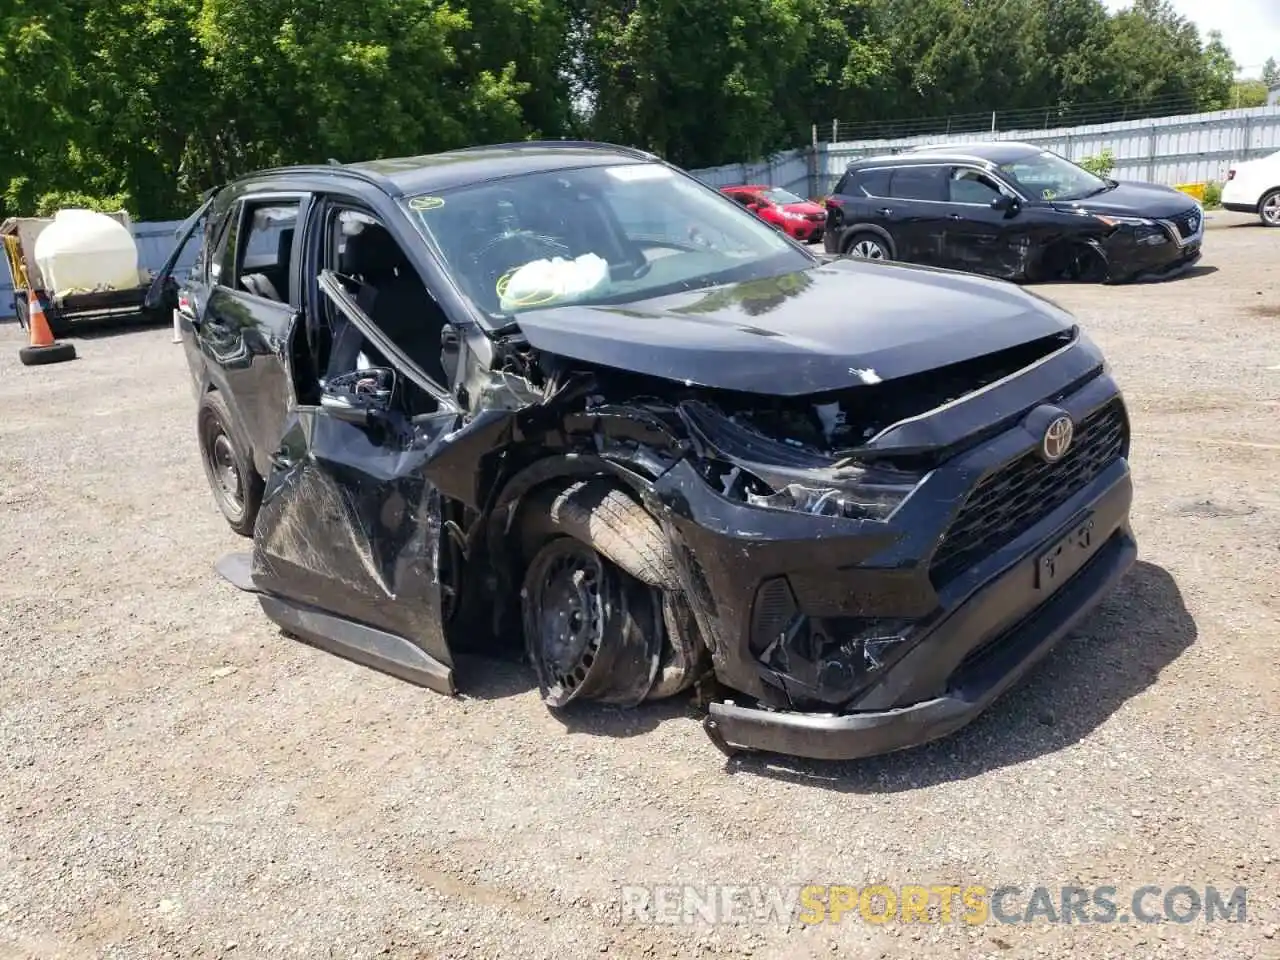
[338,224,450,385]
[240,227,294,303]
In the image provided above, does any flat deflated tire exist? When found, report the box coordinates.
[18,342,76,366]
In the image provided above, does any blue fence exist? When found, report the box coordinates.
[0,218,196,319]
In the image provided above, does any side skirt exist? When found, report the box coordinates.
[215,552,457,696]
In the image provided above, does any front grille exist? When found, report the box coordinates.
[1171,209,1200,240]
[929,400,1128,585]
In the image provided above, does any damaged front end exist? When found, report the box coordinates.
[581,325,1135,761]
[220,281,1134,764]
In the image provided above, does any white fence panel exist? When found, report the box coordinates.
[689,105,1280,199]
[685,150,812,196]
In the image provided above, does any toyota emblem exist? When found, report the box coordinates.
[1042,415,1074,462]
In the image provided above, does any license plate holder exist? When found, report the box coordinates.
[1035,513,1098,591]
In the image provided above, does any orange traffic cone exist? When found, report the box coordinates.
[18,290,76,366]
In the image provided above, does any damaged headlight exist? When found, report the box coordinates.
[706,460,921,521]
[1094,214,1168,246]
[744,478,912,520]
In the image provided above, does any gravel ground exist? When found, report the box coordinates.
[1,212,1278,960]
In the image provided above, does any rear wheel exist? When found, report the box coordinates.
[844,233,890,261]
[1260,189,1280,228]
[197,391,263,537]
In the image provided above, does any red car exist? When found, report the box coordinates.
[721,185,827,242]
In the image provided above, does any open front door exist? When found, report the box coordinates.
[144,193,216,314]
[221,272,463,694]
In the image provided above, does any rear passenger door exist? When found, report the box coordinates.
[199,193,309,478]
[883,165,949,265]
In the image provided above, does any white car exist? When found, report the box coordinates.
[1221,149,1280,227]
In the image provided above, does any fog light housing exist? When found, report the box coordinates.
[749,578,916,707]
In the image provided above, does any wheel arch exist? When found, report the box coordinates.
[840,223,897,258]
[196,381,260,481]
[1031,236,1112,283]
[490,457,708,703]
[1258,186,1280,224]
[484,454,671,590]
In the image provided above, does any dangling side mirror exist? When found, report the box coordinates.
[320,366,396,425]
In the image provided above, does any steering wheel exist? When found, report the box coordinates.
[687,225,718,251]
[472,231,572,290]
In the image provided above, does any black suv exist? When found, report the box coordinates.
[147,141,1137,762]
[824,141,1204,283]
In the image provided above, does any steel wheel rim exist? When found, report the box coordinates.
[1263,194,1280,225]
[208,430,244,512]
[851,239,885,259]
[535,548,604,695]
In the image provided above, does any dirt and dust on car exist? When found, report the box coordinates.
[149,142,1137,764]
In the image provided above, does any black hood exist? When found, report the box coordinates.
[1052,179,1199,220]
[510,259,1075,395]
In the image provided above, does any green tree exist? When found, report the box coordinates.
[1229,80,1270,108]
[1263,57,1280,87]
[0,0,1262,218]
[570,0,818,167]
[0,2,82,217]
[1092,1,1231,110]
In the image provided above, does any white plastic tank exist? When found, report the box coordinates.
[33,209,140,295]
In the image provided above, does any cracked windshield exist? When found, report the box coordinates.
[402,163,810,320]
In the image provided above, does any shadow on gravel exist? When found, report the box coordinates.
[67,318,172,341]
[1029,264,1217,287]
[719,560,1196,791]
[455,652,697,738]
[1173,265,1218,281]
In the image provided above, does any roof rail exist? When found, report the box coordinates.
[430,139,658,162]
[847,149,1003,169]
[906,140,1041,153]
[240,162,400,193]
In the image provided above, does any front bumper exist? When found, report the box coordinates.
[704,513,1136,761]
[1102,215,1203,283]
[650,356,1136,761]
[1107,243,1202,283]
[786,220,826,243]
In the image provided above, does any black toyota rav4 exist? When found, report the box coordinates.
[148,141,1137,762]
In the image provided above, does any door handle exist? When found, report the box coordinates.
[948,213,964,220]
[877,207,893,216]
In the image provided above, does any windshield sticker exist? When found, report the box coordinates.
[1042,188,1056,200]
[604,164,673,182]
[409,196,445,212]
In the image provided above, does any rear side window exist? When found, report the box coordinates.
[853,168,892,198]
[231,201,301,304]
[889,166,946,202]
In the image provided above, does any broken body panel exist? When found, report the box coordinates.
[165,145,1136,762]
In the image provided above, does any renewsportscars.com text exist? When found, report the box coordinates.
[619,883,1248,926]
